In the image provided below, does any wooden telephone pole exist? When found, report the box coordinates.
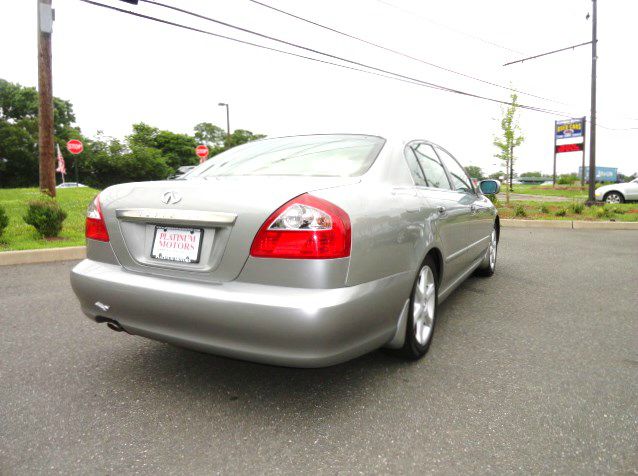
[38,0,56,197]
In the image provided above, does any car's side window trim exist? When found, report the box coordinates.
[411,141,455,192]
[403,143,428,187]
[433,145,476,194]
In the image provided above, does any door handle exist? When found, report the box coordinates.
[437,206,446,215]
[470,204,477,214]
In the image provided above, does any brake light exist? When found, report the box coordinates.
[250,194,351,259]
[85,194,109,242]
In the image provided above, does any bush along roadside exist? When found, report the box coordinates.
[23,198,68,238]
[0,205,8,239]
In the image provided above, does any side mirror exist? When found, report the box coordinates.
[478,179,500,195]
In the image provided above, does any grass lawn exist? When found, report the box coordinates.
[0,187,98,251]
[497,200,638,222]
[510,184,588,199]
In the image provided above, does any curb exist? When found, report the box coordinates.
[502,219,572,228]
[1,219,636,266]
[502,219,638,230]
[0,246,86,266]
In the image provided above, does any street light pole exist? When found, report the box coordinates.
[218,102,230,140]
[587,0,597,203]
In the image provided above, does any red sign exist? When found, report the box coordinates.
[66,139,84,155]
[555,143,584,154]
[195,144,209,158]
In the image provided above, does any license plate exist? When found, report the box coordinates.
[151,226,203,263]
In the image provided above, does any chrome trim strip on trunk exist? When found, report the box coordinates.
[116,208,237,227]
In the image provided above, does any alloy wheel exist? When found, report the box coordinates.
[413,266,436,346]
[489,230,497,270]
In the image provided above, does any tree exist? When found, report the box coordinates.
[194,122,226,148]
[520,171,542,177]
[493,92,524,204]
[464,165,484,180]
[225,129,266,148]
[127,122,198,171]
[0,79,79,188]
[488,171,504,180]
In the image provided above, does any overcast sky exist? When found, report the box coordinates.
[2,0,637,176]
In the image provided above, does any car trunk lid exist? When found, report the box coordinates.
[99,176,359,283]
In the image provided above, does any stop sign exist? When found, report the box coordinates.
[195,144,209,158]
[66,139,83,155]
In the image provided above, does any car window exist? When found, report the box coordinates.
[413,143,452,190]
[187,135,385,178]
[404,146,427,186]
[435,147,474,193]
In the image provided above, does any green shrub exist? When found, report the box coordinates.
[514,204,527,218]
[570,202,584,214]
[609,206,625,215]
[557,174,578,185]
[0,206,8,238]
[539,205,550,214]
[23,199,67,237]
[486,193,500,206]
[594,206,613,219]
[555,208,567,217]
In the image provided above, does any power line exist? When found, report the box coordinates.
[245,0,570,106]
[373,0,525,55]
[132,0,571,116]
[503,41,593,66]
[75,0,429,89]
[78,0,636,131]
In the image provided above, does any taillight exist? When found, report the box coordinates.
[250,194,351,259]
[85,194,109,242]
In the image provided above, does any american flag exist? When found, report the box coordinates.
[55,143,66,176]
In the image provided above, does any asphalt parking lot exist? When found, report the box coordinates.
[1,228,637,474]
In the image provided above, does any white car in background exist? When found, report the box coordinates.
[594,178,638,203]
[56,182,87,189]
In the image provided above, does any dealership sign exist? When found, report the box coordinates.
[555,118,585,140]
[555,143,584,153]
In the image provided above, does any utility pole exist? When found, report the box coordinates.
[38,0,56,197]
[587,0,598,203]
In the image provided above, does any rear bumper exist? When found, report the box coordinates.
[70,260,410,367]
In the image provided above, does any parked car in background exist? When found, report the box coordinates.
[170,165,196,180]
[71,133,500,367]
[595,178,638,203]
[56,182,87,188]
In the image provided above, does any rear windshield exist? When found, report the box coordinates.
[185,135,385,178]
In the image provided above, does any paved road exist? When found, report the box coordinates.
[1,229,637,474]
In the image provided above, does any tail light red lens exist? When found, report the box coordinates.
[85,194,110,242]
[250,194,351,259]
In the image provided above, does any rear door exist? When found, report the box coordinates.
[409,142,473,285]
[435,146,493,265]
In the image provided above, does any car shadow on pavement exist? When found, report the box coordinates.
[92,291,465,423]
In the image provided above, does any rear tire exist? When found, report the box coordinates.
[604,192,624,204]
[475,226,498,277]
[398,256,438,360]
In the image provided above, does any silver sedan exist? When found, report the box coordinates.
[70,134,500,367]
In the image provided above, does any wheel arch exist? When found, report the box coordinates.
[603,190,625,201]
[424,247,443,286]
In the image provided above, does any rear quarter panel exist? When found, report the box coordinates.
[313,183,436,287]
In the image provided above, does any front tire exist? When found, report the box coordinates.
[604,192,624,204]
[399,256,438,360]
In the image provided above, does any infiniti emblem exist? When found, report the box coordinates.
[162,191,182,205]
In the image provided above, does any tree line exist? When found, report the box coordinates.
[0,79,265,189]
